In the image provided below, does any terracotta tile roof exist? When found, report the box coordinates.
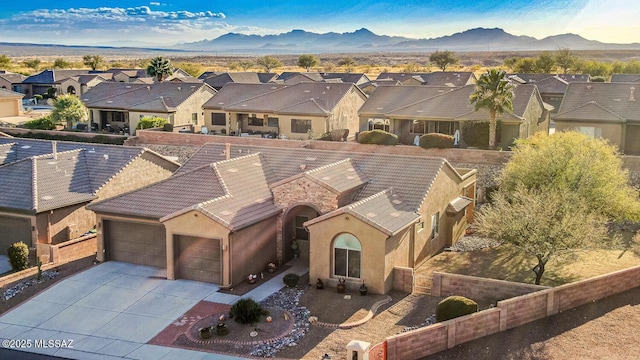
[82,82,213,111]
[304,159,368,194]
[556,82,640,122]
[203,83,286,110]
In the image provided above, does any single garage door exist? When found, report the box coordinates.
[105,220,166,268]
[0,216,31,255]
[0,100,18,117]
[175,235,221,284]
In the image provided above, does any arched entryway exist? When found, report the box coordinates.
[283,205,319,265]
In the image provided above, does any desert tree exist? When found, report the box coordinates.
[298,54,319,72]
[535,52,556,73]
[499,131,640,221]
[175,62,202,77]
[476,185,609,285]
[322,61,336,72]
[0,55,11,68]
[469,69,514,150]
[23,59,41,72]
[403,62,423,72]
[146,56,174,82]
[256,56,283,73]
[53,58,72,69]
[82,55,104,71]
[337,57,356,72]
[50,94,89,129]
[236,60,254,71]
[429,50,459,71]
[512,58,537,73]
[555,47,578,74]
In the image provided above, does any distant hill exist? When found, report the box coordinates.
[177,27,640,53]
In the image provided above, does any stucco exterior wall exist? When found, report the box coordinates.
[326,88,366,139]
[230,216,279,286]
[307,214,389,294]
[161,210,230,284]
[0,97,22,117]
[37,203,95,245]
[555,120,624,152]
[172,87,215,128]
[383,227,413,293]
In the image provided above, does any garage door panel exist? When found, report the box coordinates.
[105,220,166,268]
[176,235,220,284]
[0,216,31,255]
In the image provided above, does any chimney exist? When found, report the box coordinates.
[630,87,636,102]
[225,143,230,160]
[52,141,57,160]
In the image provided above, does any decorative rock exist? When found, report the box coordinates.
[309,316,318,324]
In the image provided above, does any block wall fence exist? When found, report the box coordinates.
[383,266,640,360]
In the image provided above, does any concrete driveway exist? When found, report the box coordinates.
[0,262,247,360]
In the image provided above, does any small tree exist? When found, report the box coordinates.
[337,57,356,72]
[476,186,609,285]
[229,298,269,324]
[256,56,283,73]
[146,56,174,82]
[137,116,168,130]
[555,47,578,74]
[8,242,29,272]
[175,62,202,77]
[429,50,459,71]
[23,59,41,72]
[82,54,104,71]
[469,69,514,150]
[50,94,89,129]
[53,58,72,69]
[535,51,556,73]
[0,54,11,68]
[297,54,319,72]
[24,116,56,130]
[512,58,537,73]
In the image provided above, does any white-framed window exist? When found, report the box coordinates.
[577,126,602,139]
[431,212,439,238]
[333,233,361,279]
[291,119,312,133]
[411,120,426,134]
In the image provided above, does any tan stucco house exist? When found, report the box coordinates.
[81,82,216,135]
[0,138,179,258]
[202,82,367,140]
[0,88,24,117]
[359,84,551,147]
[88,143,476,294]
[555,82,640,155]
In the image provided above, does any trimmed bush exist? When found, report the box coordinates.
[283,273,300,288]
[462,121,502,149]
[317,132,332,141]
[9,131,126,145]
[436,295,478,322]
[357,129,398,145]
[229,298,269,324]
[163,123,174,132]
[8,242,29,272]
[419,133,455,149]
[137,116,168,130]
[24,116,57,130]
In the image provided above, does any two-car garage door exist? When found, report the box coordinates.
[104,220,221,284]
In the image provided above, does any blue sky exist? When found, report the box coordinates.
[0,1,638,46]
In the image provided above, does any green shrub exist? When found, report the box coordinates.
[462,121,502,149]
[419,133,455,149]
[9,131,126,145]
[137,116,168,130]
[485,185,499,203]
[436,295,478,322]
[357,129,398,145]
[8,242,29,272]
[317,132,332,141]
[24,116,57,130]
[229,298,269,324]
[163,123,174,132]
[283,273,300,288]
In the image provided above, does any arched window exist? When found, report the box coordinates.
[333,233,361,279]
[67,86,76,95]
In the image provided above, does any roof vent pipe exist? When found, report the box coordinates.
[225,143,230,160]
[52,141,57,160]
[630,87,636,101]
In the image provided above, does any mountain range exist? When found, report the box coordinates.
[176,27,640,53]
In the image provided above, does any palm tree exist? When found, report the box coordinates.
[146,57,174,82]
[469,69,514,150]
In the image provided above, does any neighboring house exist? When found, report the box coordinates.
[276,72,371,86]
[0,138,179,257]
[22,70,90,96]
[376,72,476,87]
[0,88,24,117]
[202,82,367,140]
[0,72,27,93]
[610,74,640,83]
[100,69,150,83]
[81,82,216,135]
[203,72,278,91]
[555,82,640,154]
[56,73,113,96]
[359,79,402,96]
[508,74,574,113]
[88,143,476,294]
[359,84,551,147]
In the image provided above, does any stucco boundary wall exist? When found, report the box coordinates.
[385,265,640,360]
[47,234,98,264]
[126,130,513,165]
[0,127,127,141]
[392,267,414,293]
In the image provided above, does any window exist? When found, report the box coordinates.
[431,212,439,238]
[291,119,312,133]
[368,119,389,132]
[268,117,279,127]
[411,120,426,134]
[333,233,361,279]
[191,113,198,125]
[417,220,425,232]
[295,216,308,240]
[577,126,602,139]
[211,113,226,126]
[434,121,458,135]
[248,114,263,126]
